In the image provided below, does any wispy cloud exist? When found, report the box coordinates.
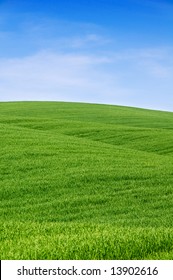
[67,34,110,48]
[0,13,109,58]
[0,50,119,102]
[110,47,173,79]
[0,46,173,111]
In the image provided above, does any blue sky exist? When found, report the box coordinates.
[0,0,173,111]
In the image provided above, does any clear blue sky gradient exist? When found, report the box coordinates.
[0,0,173,111]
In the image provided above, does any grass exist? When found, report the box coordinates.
[0,101,173,259]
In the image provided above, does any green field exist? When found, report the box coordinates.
[0,101,173,259]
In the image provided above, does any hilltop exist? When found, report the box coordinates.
[0,101,173,259]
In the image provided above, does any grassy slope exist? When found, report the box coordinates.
[0,101,173,259]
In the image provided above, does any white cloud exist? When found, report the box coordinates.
[0,47,173,111]
[110,47,173,79]
[0,51,120,102]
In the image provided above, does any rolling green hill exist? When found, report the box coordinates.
[0,101,173,259]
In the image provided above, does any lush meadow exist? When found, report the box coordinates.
[0,102,173,259]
